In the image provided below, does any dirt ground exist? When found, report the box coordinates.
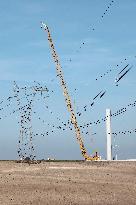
[0,161,136,205]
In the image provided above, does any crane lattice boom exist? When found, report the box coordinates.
[41,22,99,160]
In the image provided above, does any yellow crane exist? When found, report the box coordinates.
[41,22,99,161]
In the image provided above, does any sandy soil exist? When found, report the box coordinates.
[0,161,136,205]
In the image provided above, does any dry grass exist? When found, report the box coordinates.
[0,161,136,205]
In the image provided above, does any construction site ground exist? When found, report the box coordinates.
[0,160,136,205]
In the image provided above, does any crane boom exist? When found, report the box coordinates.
[41,22,99,160]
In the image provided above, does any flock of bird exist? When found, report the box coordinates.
[95,58,128,81]
[70,0,116,59]
[35,97,136,135]
[0,1,135,160]
[1,75,135,130]
[0,68,135,160]
[100,0,115,19]
[109,128,136,136]
[0,51,135,160]
[90,0,115,31]
[39,1,134,156]
[0,77,135,157]
[13,81,36,160]
[0,81,50,160]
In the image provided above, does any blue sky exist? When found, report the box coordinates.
[0,0,136,160]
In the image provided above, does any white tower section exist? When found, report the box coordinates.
[106,109,112,160]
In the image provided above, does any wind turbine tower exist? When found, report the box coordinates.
[106,109,112,160]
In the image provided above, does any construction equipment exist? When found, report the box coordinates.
[41,22,100,160]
